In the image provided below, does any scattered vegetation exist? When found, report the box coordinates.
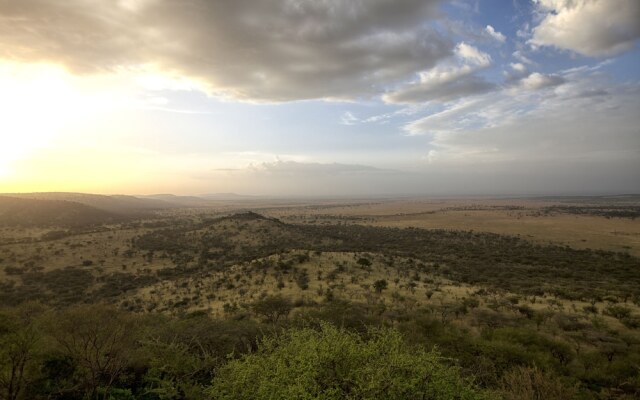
[1,198,639,399]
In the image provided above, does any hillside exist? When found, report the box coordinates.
[0,192,181,214]
[1,210,639,398]
[0,196,122,227]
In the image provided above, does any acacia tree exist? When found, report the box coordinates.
[251,296,292,323]
[373,279,388,294]
[0,303,45,400]
[49,304,138,400]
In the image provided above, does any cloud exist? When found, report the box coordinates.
[518,72,565,90]
[510,63,527,74]
[455,42,491,66]
[405,72,570,136]
[0,0,451,102]
[340,111,359,125]
[402,67,640,183]
[512,50,534,65]
[383,43,495,104]
[384,76,495,104]
[531,0,640,56]
[485,25,506,43]
[248,160,386,175]
[202,147,640,196]
[404,97,486,135]
[199,160,416,196]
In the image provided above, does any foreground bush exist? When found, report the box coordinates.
[499,366,577,400]
[208,323,485,400]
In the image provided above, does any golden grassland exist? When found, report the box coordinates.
[1,197,639,398]
[1,197,639,283]
[263,198,640,255]
[123,249,640,329]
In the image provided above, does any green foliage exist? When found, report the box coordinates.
[296,269,310,290]
[1,212,639,398]
[250,295,293,323]
[373,279,388,294]
[0,303,45,400]
[357,257,372,267]
[209,323,486,400]
[499,366,578,400]
[47,304,139,400]
[143,339,217,399]
[604,304,632,320]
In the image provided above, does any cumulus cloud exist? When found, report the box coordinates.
[531,0,640,56]
[0,0,452,102]
[485,25,506,43]
[455,42,491,66]
[510,63,527,74]
[518,72,565,90]
[383,43,495,104]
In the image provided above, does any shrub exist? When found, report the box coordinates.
[357,257,372,267]
[250,295,292,323]
[604,305,632,320]
[373,279,388,294]
[499,366,577,400]
[209,323,485,399]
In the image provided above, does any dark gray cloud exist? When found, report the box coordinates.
[0,0,451,101]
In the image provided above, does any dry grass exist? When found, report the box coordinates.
[121,250,640,328]
[263,198,640,255]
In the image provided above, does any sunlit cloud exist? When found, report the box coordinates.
[531,0,640,56]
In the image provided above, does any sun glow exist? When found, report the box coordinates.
[0,63,84,177]
[0,62,145,187]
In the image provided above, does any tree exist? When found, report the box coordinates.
[499,366,577,400]
[251,296,292,323]
[143,339,217,399]
[0,303,45,400]
[209,323,485,399]
[49,304,138,400]
[373,279,388,294]
[295,269,310,290]
[357,257,371,267]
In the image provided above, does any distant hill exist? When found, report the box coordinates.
[0,192,181,214]
[0,196,122,227]
[139,194,212,206]
[199,192,262,200]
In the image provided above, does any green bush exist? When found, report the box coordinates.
[208,323,486,400]
[604,305,632,320]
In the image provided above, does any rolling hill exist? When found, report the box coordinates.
[0,192,181,214]
[0,196,122,227]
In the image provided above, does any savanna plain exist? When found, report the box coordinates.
[1,193,639,399]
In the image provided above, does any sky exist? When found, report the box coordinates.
[0,0,638,197]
